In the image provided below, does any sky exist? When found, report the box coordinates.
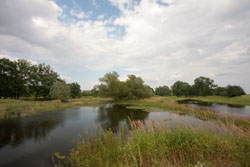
[0,0,250,93]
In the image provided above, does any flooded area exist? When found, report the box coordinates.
[0,104,217,167]
[178,99,250,117]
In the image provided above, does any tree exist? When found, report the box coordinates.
[29,63,58,99]
[125,75,152,99]
[172,81,192,97]
[96,72,152,100]
[50,80,71,102]
[69,82,81,98]
[98,71,120,98]
[213,87,227,96]
[226,85,246,97]
[155,85,171,96]
[192,76,216,96]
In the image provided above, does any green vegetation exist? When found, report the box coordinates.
[155,85,171,96]
[50,80,71,102]
[54,120,250,167]
[69,83,81,98]
[172,81,192,97]
[0,58,82,100]
[0,97,111,118]
[96,71,152,101]
[117,96,250,129]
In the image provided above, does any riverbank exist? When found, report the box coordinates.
[55,120,250,167]
[117,96,250,129]
[0,97,111,118]
[163,95,250,106]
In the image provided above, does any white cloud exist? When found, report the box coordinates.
[0,0,250,92]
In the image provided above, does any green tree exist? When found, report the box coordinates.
[213,87,227,96]
[125,75,152,99]
[192,76,216,96]
[29,63,58,99]
[69,82,81,98]
[172,81,192,97]
[50,80,71,102]
[226,85,246,97]
[0,58,16,98]
[98,71,120,98]
[155,85,171,96]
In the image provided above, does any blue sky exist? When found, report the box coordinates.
[0,0,250,92]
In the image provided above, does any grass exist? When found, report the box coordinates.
[116,97,250,129]
[0,96,111,118]
[54,120,250,167]
[162,95,250,106]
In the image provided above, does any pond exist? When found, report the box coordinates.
[0,104,216,167]
[177,99,250,117]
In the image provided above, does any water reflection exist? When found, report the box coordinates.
[178,99,250,117]
[0,104,216,167]
[96,104,149,131]
[0,112,65,149]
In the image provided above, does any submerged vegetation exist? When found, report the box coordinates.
[54,120,250,167]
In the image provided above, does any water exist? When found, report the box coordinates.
[0,104,215,167]
[178,99,250,117]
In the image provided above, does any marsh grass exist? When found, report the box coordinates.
[162,95,250,106]
[0,97,111,118]
[54,119,250,167]
[117,97,250,129]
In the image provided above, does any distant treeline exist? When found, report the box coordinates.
[90,72,246,100]
[0,58,81,100]
[155,77,246,97]
[0,58,246,101]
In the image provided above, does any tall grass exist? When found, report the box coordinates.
[54,120,250,167]
[0,97,111,118]
[117,97,250,129]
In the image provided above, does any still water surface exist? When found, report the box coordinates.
[0,104,215,167]
[178,99,250,117]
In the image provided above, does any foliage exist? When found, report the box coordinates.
[213,87,227,96]
[0,58,59,99]
[55,121,250,167]
[155,85,171,96]
[172,81,192,97]
[192,76,216,96]
[226,85,246,97]
[69,82,81,98]
[97,72,152,101]
[50,81,71,102]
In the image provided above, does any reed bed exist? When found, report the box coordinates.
[54,119,250,167]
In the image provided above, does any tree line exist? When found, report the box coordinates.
[0,58,81,101]
[154,76,246,97]
[92,72,246,99]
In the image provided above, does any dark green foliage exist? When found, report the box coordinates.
[0,58,59,99]
[155,85,171,96]
[226,85,246,97]
[69,82,81,98]
[97,72,152,100]
[28,63,58,99]
[172,81,192,97]
[0,58,32,99]
[192,76,216,96]
[213,87,227,96]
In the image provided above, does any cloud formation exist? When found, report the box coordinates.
[0,0,250,92]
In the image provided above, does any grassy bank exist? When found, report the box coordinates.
[163,95,250,106]
[0,97,111,118]
[54,120,250,167]
[117,97,250,129]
